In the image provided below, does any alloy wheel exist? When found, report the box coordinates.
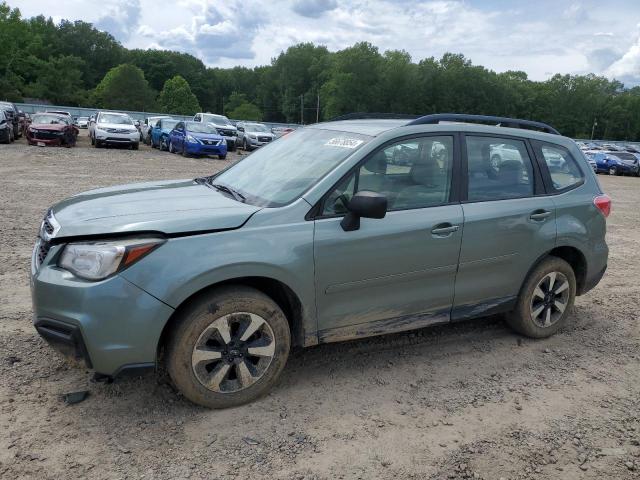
[530,271,570,328]
[609,166,617,175]
[191,312,276,393]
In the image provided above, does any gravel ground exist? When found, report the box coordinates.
[0,134,638,480]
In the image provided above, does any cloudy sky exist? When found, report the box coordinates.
[12,0,640,85]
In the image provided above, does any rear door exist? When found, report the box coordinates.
[313,134,464,340]
[452,134,556,318]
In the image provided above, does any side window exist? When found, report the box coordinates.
[155,120,161,128]
[322,136,454,215]
[466,136,534,201]
[175,122,183,130]
[194,114,201,122]
[538,143,584,191]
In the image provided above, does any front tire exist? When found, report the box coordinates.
[166,286,291,409]
[506,257,576,338]
[218,154,227,160]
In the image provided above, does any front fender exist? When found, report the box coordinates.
[120,220,317,341]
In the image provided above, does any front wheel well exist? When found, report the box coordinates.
[157,277,305,363]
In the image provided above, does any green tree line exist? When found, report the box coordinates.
[1,3,640,139]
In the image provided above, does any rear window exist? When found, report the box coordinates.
[611,152,636,161]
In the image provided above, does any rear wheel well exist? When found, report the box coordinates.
[548,246,587,294]
[157,277,305,363]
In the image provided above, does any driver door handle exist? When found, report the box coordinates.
[431,223,459,237]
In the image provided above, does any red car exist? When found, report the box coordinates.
[26,113,79,147]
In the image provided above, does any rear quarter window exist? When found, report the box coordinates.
[534,142,585,192]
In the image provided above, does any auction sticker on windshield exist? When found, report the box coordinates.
[325,137,364,149]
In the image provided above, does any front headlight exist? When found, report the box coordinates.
[186,134,198,143]
[249,134,256,139]
[59,238,164,281]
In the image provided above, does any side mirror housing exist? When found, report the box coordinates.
[340,191,387,231]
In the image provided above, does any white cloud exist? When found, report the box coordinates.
[7,0,640,85]
[606,30,640,84]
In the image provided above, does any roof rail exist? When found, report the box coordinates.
[406,114,560,135]
[331,112,420,121]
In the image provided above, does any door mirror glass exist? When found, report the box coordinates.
[341,191,387,231]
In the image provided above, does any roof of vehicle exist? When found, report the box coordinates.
[308,118,572,146]
[99,111,130,116]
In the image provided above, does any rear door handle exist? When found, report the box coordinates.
[431,223,460,237]
[530,210,552,221]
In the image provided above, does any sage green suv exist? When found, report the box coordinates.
[31,114,609,408]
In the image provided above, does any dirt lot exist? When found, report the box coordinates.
[0,133,638,480]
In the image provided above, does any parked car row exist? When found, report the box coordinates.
[578,141,640,176]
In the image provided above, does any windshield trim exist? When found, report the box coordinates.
[204,127,374,208]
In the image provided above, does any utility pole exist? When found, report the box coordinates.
[316,94,320,123]
[591,118,597,140]
[300,94,304,125]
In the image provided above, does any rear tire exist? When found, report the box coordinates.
[506,257,576,339]
[608,166,618,176]
[166,286,291,409]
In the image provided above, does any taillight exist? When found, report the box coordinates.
[594,194,611,218]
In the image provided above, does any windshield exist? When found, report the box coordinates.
[212,128,371,207]
[32,114,68,125]
[186,122,218,134]
[99,113,133,125]
[202,114,229,124]
[162,120,179,130]
[245,123,270,132]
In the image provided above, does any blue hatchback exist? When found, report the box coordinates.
[150,118,179,150]
[585,151,640,176]
[169,121,227,159]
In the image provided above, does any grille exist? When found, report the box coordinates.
[42,217,55,235]
[201,139,219,146]
[37,240,51,268]
[105,128,131,134]
[33,238,51,271]
[258,136,272,143]
[33,130,63,140]
[217,128,235,136]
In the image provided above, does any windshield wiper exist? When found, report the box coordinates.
[210,183,246,203]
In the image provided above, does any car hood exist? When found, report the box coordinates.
[247,130,274,137]
[97,122,137,131]
[206,122,236,130]
[50,179,261,238]
[31,123,66,131]
[187,131,224,141]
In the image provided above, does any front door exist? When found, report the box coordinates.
[313,135,463,341]
[452,134,557,318]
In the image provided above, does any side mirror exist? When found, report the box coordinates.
[340,191,387,231]
[237,126,244,132]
